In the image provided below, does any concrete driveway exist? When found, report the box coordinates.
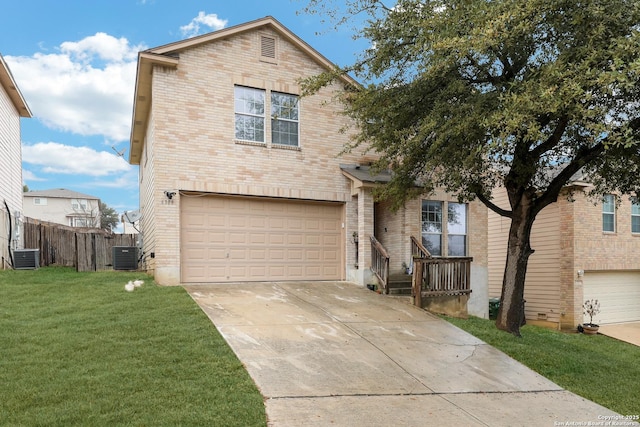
[598,322,640,346]
[185,281,619,426]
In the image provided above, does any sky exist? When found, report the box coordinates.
[0,0,366,232]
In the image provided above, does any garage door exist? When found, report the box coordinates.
[583,271,640,324]
[181,195,343,283]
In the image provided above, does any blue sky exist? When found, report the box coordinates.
[1,0,365,231]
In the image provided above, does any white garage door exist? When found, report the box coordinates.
[181,195,343,283]
[583,271,640,324]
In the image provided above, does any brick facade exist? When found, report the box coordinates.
[130,18,488,316]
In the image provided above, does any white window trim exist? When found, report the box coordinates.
[631,197,640,234]
[602,194,616,233]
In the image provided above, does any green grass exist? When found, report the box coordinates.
[444,316,640,415]
[0,267,266,426]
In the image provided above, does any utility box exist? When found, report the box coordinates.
[13,249,40,270]
[112,246,138,270]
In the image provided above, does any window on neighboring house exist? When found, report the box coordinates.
[33,198,47,206]
[602,194,616,232]
[73,218,88,227]
[234,86,265,142]
[632,197,640,233]
[421,200,468,257]
[271,92,299,146]
[72,199,88,211]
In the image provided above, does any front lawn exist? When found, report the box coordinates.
[0,267,266,426]
[444,316,640,415]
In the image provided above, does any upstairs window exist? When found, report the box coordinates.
[602,194,616,232]
[33,198,47,206]
[271,92,299,147]
[632,197,640,233]
[72,199,88,211]
[234,86,265,142]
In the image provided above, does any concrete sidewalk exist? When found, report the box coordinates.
[185,281,620,427]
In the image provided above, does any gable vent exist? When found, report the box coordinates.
[261,36,276,59]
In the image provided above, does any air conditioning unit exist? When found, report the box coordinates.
[13,249,40,270]
[112,246,138,270]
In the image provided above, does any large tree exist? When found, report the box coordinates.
[303,0,640,335]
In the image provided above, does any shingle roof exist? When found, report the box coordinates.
[23,188,100,200]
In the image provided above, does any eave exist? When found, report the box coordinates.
[0,54,32,118]
[128,52,179,165]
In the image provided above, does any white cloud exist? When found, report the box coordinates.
[23,142,130,177]
[5,33,145,142]
[22,170,46,182]
[180,12,227,38]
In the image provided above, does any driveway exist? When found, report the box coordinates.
[598,322,640,346]
[185,281,618,426]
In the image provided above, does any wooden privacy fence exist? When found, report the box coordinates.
[23,218,137,272]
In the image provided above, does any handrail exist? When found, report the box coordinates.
[412,257,473,308]
[410,236,431,259]
[370,236,390,294]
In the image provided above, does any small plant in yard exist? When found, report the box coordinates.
[583,299,601,327]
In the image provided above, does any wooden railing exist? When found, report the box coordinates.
[370,236,390,294]
[412,256,473,308]
[410,236,431,259]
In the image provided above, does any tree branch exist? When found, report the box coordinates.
[535,142,605,215]
[475,190,513,218]
[530,115,569,158]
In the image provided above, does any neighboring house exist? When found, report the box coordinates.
[23,189,101,228]
[128,17,488,317]
[0,53,32,269]
[489,182,640,329]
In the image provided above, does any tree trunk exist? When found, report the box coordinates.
[495,198,536,337]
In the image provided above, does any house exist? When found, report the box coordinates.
[23,189,101,228]
[488,182,640,329]
[128,17,488,317]
[0,53,32,269]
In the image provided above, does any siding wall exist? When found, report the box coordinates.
[23,196,100,226]
[0,74,23,268]
[488,187,562,325]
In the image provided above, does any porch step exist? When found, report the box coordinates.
[387,273,412,295]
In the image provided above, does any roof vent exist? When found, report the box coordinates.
[260,36,276,59]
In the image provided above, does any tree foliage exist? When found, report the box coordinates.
[100,202,119,232]
[302,0,640,335]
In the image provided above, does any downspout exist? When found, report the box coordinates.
[3,200,14,269]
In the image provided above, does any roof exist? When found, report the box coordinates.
[24,189,100,200]
[128,16,359,165]
[340,164,393,184]
[0,53,32,118]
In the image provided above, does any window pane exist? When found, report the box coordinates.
[421,201,442,233]
[422,233,441,256]
[272,119,299,146]
[602,213,615,232]
[603,194,615,213]
[632,198,640,215]
[235,115,264,142]
[447,203,467,235]
[602,194,615,232]
[448,235,466,257]
[632,216,640,233]
[235,86,265,142]
[271,92,299,146]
